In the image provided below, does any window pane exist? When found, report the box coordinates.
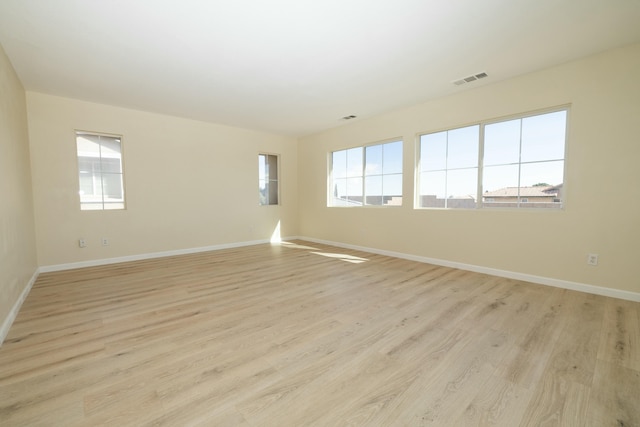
[484,118,521,166]
[102,173,123,200]
[101,158,122,173]
[419,170,446,207]
[267,154,278,179]
[76,134,101,157]
[447,125,479,169]
[268,181,278,204]
[364,175,383,205]
[483,164,519,206]
[100,136,121,157]
[346,147,363,178]
[259,179,267,205]
[78,157,99,174]
[420,132,446,171]
[79,173,95,196]
[521,111,566,162]
[332,150,347,179]
[383,173,402,196]
[520,161,564,188]
[346,177,363,205]
[332,178,347,205]
[446,168,477,208]
[382,141,403,174]
[483,164,519,192]
[382,174,402,206]
[258,154,266,179]
[80,176,103,207]
[365,145,382,176]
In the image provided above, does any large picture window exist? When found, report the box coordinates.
[417,108,567,209]
[330,140,403,206]
[76,131,125,210]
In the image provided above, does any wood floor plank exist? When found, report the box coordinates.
[585,359,640,427]
[597,298,640,371]
[0,240,638,426]
[518,291,604,426]
[452,375,533,427]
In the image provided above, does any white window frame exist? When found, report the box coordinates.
[329,138,403,207]
[416,106,569,210]
[76,130,126,211]
[258,153,280,206]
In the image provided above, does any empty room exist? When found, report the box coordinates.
[1,1,639,426]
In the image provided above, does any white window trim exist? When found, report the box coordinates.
[328,137,404,208]
[75,130,126,211]
[416,105,570,211]
[258,152,280,206]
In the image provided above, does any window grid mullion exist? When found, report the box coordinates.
[98,136,105,209]
[444,132,449,209]
[380,144,385,203]
[361,149,366,205]
[477,123,485,209]
[517,118,523,208]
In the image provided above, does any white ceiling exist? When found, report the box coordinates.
[1,0,639,137]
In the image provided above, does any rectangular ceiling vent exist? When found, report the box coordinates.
[453,72,488,86]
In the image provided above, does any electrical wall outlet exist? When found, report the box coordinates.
[101,237,109,246]
[79,238,86,248]
[587,253,598,266]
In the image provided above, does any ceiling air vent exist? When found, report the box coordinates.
[453,72,488,86]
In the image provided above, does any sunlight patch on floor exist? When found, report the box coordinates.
[310,251,369,264]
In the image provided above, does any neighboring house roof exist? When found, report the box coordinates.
[483,185,560,198]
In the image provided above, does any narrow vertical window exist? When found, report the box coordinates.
[258,153,279,205]
[76,131,125,210]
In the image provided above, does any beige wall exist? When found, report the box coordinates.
[298,43,640,294]
[27,93,298,267]
[0,44,38,333]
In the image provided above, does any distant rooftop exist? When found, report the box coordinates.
[484,185,562,198]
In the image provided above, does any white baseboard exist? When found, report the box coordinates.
[38,238,282,273]
[0,268,40,346]
[31,234,640,303]
[298,236,640,303]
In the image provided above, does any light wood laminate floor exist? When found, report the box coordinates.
[1,241,638,426]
